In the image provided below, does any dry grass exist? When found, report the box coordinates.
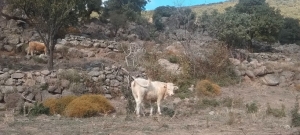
[195,80,221,97]
[43,96,77,115]
[64,94,115,118]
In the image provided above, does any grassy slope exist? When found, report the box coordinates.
[143,0,300,21]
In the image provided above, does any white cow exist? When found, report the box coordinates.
[131,77,178,117]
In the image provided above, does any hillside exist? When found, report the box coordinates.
[143,0,300,21]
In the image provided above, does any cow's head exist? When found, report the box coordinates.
[165,83,178,97]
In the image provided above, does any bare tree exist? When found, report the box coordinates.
[121,42,146,68]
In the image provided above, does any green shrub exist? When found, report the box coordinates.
[291,97,300,127]
[32,56,47,64]
[168,55,179,63]
[196,98,220,109]
[57,69,82,83]
[64,94,115,118]
[28,102,50,116]
[246,102,258,113]
[195,80,221,97]
[266,103,286,118]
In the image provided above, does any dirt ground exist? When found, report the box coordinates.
[1,81,300,135]
[1,48,300,135]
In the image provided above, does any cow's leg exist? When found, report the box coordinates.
[30,50,34,56]
[157,95,164,115]
[26,48,30,56]
[136,98,142,117]
[149,102,154,116]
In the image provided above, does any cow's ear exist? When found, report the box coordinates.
[174,86,179,90]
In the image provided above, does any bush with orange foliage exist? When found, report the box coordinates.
[195,80,221,97]
[43,95,77,115]
[64,94,115,118]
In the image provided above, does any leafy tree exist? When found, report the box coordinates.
[75,0,102,21]
[200,8,251,47]
[7,0,101,69]
[279,17,300,45]
[234,0,283,43]
[152,6,176,30]
[103,0,149,36]
[235,0,267,14]
[108,11,128,37]
[200,0,283,48]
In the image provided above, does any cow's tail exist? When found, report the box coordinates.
[133,78,151,88]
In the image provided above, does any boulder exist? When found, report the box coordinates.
[262,74,280,86]
[11,73,25,79]
[3,45,14,52]
[158,59,182,75]
[0,72,10,80]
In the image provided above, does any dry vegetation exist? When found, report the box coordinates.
[43,95,115,118]
[143,0,300,21]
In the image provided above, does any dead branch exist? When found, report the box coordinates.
[20,93,36,103]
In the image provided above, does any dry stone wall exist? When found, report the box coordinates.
[0,65,135,111]
[230,46,300,87]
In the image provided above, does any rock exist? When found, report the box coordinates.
[281,71,294,81]
[11,73,25,79]
[110,79,120,87]
[165,42,185,56]
[4,93,19,108]
[92,77,99,82]
[41,70,51,76]
[116,76,123,82]
[229,58,241,66]
[209,111,215,115]
[158,59,182,75]
[106,74,115,79]
[81,40,93,48]
[233,69,242,76]
[36,76,46,84]
[7,34,20,45]
[49,72,57,78]
[245,70,255,78]
[87,51,95,57]
[5,78,15,86]
[3,45,14,52]
[8,70,15,74]
[0,92,3,101]
[93,42,100,48]
[0,72,10,80]
[98,74,106,81]
[3,68,9,72]
[35,92,42,102]
[88,71,100,77]
[61,79,70,88]
[24,79,36,86]
[16,86,25,93]
[105,94,112,99]
[92,67,100,71]
[253,66,267,76]
[2,86,15,94]
[68,48,84,58]
[41,90,60,101]
[62,90,75,97]
[48,86,57,93]
[26,93,34,100]
[54,87,63,94]
[173,97,181,104]
[0,103,5,111]
[262,74,280,86]
[295,73,300,80]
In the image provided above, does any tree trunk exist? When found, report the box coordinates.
[47,40,55,70]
